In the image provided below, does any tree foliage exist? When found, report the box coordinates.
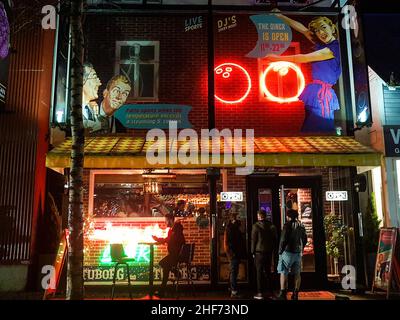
[324,212,348,259]
[363,193,381,254]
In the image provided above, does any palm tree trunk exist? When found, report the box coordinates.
[66,0,84,300]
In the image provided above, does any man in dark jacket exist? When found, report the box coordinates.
[224,211,245,298]
[251,209,278,299]
[276,209,307,300]
[152,213,185,296]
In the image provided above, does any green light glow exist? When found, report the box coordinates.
[100,244,151,265]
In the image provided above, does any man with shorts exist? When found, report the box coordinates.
[276,209,307,300]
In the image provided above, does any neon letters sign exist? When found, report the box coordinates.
[214,61,305,104]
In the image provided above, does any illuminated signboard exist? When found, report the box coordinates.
[326,191,348,201]
[214,63,252,104]
[260,61,305,103]
[88,222,169,265]
[220,192,243,202]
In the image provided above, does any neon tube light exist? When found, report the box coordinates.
[88,222,169,265]
[214,63,252,104]
[260,61,305,103]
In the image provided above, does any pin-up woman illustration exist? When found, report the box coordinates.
[266,11,341,133]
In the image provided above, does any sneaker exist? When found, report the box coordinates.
[253,293,264,300]
[291,290,299,300]
[230,291,241,298]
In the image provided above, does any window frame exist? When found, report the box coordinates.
[115,40,160,102]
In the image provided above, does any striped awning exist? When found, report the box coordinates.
[46,136,382,168]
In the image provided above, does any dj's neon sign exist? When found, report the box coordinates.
[215,61,305,104]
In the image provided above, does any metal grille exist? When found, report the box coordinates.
[0,26,44,262]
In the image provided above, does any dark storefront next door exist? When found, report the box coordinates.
[247,175,328,289]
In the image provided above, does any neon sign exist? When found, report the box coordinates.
[214,63,252,104]
[215,61,305,104]
[87,222,169,265]
[260,61,305,103]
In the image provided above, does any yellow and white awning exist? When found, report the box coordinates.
[46,136,382,169]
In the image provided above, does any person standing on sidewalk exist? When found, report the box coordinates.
[276,209,308,300]
[251,209,278,300]
[224,210,246,298]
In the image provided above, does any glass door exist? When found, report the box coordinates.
[248,176,327,289]
[279,187,315,273]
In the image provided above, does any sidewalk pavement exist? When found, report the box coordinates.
[0,288,394,300]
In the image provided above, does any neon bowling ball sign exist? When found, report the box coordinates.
[214,63,252,104]
[214,61,305,104]
[260,61,305,103]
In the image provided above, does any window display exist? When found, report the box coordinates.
[92,172,210,218]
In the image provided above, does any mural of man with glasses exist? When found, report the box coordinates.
[99,75,132,133]
[82,62,102,132]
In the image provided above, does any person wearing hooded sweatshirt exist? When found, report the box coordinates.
[251,209,278,299]
[152,213,185,297]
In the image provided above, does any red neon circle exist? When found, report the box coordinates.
[214,63,252,104]
[260,62,305,103]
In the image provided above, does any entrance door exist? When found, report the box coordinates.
[247,176,327,289]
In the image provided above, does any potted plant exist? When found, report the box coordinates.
[362,193,381,287]
[324,212,348,276]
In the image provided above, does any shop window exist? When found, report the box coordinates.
[89,170,210,219]
[115,41,159,102]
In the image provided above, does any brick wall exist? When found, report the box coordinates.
[84,218,211,267]
[84,13,346,137]
[85,14,209,135]
[213,13,336,136]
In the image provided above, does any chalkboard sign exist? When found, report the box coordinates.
[372,228,400,298]
[43,229,68,299]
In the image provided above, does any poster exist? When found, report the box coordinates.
[114,104,192,129]
[373,228,397,293]
[215,12,345,136]
[82,63,132,134]
[258,13,342,134]
[258,189,273,222]
[300,202,314,256]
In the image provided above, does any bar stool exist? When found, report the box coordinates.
[110,243,135,299]
[172,243,195,298]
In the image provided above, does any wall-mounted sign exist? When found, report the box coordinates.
[83,265,211,283]
[114,104,192,129]
[326,191,348,201]
[246,14,292,58]
[214,63,251,104]
[185,15,203,32]
[260,61,305,103]
[217,15,237,32]
[384,125,400,157]
[220,192,243,202]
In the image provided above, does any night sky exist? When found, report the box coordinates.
[363,13,400,83]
